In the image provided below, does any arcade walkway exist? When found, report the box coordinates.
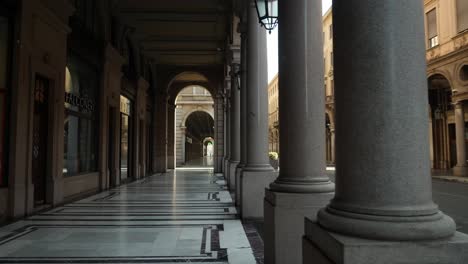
[0,169,257,263]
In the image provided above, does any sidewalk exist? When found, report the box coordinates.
[432,174,468,184]
[431,169,468,184]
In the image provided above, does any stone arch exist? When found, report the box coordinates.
[167,71,217,104]
[181,109,214,128]
[175,85,214,103]
[180,111,215,166]
[428,73,455,170]
[428,71,454,89]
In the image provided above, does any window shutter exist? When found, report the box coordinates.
[427,9,437,39]
[457,0,468,32]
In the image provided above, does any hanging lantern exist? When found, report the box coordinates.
[254,0,278,33]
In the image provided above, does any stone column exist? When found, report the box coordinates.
[229,63,241,190]
[264,0,334,262]
[241,0,276,219]
[167,104,175,170]
[223,78,231,183]
[305,1,468,263]
[236,18,248,207]
[453,101,467,176]
[214,93,225,173]
[180,126,186,165]
[154,93,168,173]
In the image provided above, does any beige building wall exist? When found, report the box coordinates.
[424,0,468,171]
[268,74,279,153]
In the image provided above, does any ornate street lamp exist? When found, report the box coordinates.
[254,0,278,33]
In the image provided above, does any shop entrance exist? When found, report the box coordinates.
[32,76,49,206]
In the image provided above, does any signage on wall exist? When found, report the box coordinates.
[186,137,193,144]
[65,92,95,113]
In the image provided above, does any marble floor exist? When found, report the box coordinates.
[0,169,257,264]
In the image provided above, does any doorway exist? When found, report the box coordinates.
[32,76,49,206]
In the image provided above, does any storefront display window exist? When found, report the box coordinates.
[63,64,98,176]
[0,16,10,186]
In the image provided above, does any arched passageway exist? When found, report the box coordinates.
[173,86,214,167]
[428,74,455,170]
[182,111,214,167]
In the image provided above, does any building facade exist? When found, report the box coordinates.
[425,0,468,175]
[268,74,279,153]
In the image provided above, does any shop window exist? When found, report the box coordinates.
[0,16,10,186]
[63,66,98,176]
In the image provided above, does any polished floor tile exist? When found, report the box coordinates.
[0,169,257,264]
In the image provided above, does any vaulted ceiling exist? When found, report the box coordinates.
[117,0,232,66]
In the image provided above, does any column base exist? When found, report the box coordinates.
[241,167,277,219]
[452,165,468,177]
[264,189,333,264]
[317,206,456,241]
[270,178,335,193]
[229,161,240,192]
[303,219,468,264]
[235,163,245,207]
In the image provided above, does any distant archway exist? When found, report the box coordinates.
[174,86,214,167]
[183,111,215,166]
[428,74,455,170]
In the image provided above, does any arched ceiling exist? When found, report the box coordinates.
[428,74,451,90]
[186,111,215,141]
[117,0,231,66]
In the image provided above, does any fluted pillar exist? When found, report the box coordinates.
[241,0,275,219]
[453,101,467,176]
[264,0,334,262]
